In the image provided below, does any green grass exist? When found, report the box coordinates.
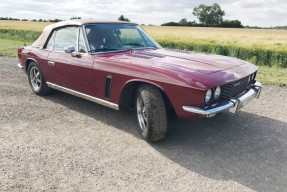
[0,29,41,42]
[155,39,287,68]
[0,38,32,57]
[257,66,287,87]
[1,38,284,86]
[1,26,287,67]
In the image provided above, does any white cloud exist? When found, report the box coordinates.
[222,0,287,26]
[0,0,286,27]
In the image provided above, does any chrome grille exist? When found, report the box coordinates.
[222,75,252,99]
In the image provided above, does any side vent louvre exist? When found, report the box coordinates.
[105,76,112,98]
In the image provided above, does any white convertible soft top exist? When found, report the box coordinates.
[32,19,136,49]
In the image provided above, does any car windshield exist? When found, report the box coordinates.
[84,23,161,53]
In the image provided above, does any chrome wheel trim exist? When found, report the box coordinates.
[137,96,148,132]
[30,67,41,92]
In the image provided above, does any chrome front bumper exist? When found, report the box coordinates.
[183,81,262,117]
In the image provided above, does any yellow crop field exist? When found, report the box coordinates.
[0,20,51,31]
[1,20,287,67]
[1,20,287,51]
[144,26,287,51]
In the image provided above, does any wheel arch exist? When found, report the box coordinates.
[119,80,176,116]
[25,58,38,73]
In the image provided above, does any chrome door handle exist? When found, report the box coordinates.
[48,61,55,66]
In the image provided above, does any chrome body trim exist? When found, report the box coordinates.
[46,82,119,110]
[183,81,262,116]
[17,63,23,69]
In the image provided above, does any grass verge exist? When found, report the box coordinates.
[0,29,40,42]
[1,39,285,86]
[257,66,287,87]
[0,38,32,57]
[156,40,287,68]
[1,27,287,68]
[0,25,286,86]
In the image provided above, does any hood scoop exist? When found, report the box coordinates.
[165,48,195,54]
[126,51,166,59]
[126,53,152,59]
[136,51,166,58]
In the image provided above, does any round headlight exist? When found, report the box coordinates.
[205,89,213,104]
[214,86,222,100]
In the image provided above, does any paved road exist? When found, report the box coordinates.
[1,57,287,191]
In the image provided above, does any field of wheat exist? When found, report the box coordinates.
[2,21,287,51]
[144,26,287,67]
[0,20,286,85]
[0,20,287,51]
[0,20,50,31]
[144,26,287,51]
[1,20,286,67]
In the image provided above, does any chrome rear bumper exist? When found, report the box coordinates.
[183,81,262,117]
[17,63,23,69]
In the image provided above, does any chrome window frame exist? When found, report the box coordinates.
[78,27,88,54]
[82,25,91,53]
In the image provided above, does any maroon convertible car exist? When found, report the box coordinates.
[18,19,262,142]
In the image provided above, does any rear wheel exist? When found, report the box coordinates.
[136,85,167,142]
[28,62,51,95]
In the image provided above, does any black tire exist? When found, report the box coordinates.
[136,85,167,142]
[27,62,51,96]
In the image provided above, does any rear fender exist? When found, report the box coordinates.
[25,58,39,73]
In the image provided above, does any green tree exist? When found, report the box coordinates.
[220,20,243,28]
[70,17,81,20]
[179,18,188,25]
[193,3,225,27]
[118,15,130,22]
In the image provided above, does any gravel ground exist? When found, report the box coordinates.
[0,56,287,192]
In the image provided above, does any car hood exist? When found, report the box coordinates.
[95,48,257,89]
[107,49,246,75]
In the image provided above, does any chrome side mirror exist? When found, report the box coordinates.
[64,46,75,53]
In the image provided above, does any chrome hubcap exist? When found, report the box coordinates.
[30,67,41,91]
[137,96,148,131]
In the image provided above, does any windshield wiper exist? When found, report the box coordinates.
[90,48,132,53]
[90,48,119,52]
[146,45,158,49]
[123,43,145,47]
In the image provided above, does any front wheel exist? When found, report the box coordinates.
[136,85,167,142]
[28,62,51,95]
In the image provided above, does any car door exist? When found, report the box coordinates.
[47,26,94,96]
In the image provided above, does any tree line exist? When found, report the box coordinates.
[0,17,63,22]
[162,19,243,28]
[0,15,129,23]
[0,17,84,22]
[162,3,243,28]
[1,13,286,29]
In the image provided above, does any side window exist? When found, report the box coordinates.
[54,27,78,51]
[45,31,55,50]
[78,28,87,53]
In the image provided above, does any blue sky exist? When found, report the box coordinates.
[0,0,286,27]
